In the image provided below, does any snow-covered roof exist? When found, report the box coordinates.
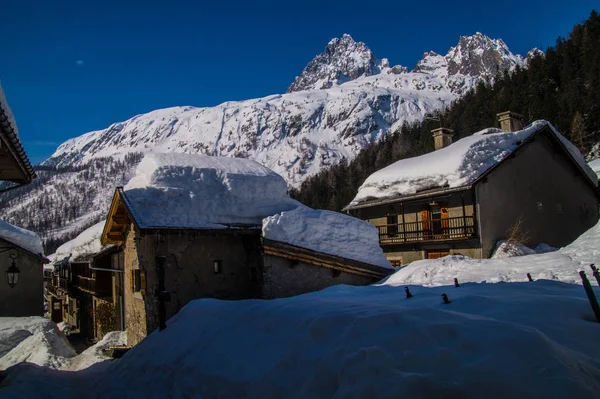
[51,221,106,262]
[121,153,301,229]
[262,207,392,269]
[0,82,36,183]
[348,121,597,207]
[0,220,44,256]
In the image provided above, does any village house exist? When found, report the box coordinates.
[344,112,600,265]
[100,154,392,346]
[46,222,126,342]
[0,83,47,316]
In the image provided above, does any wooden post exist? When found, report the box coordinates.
[590,264,600,287]
[401,203,406,242]
[580,271,600,323]
[461,193,467,237]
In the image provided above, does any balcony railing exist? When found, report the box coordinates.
[47,276,69,297]
[377,216,476,244]
[74,275,112,297]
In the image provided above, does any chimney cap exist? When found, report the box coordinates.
[431,127,454,136]
[496,110,524,120]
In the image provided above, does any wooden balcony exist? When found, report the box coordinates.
[377,216,476,245]
[47,276,69,298]
[74,275,112,297]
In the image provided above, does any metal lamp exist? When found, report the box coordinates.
[1,249,20,288]
[6,257,20,288]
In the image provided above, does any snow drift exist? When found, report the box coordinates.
[122,153,301,228]
[383,218,600,287]
[262,207,392,269]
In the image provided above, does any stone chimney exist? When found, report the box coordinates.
[431,127,454,151]
[497,111,524,132]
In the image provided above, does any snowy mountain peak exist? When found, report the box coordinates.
[287,34,391,92]
[414,33,524,79]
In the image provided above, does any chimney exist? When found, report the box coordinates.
[431,127,454,151]
[497,111,524,132]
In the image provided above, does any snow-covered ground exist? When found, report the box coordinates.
[0,317,126,374]
[384,219,600,287]
[2,220,600,397]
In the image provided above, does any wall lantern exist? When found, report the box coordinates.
[1,248,20,288]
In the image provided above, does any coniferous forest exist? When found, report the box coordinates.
[291,10,600,211]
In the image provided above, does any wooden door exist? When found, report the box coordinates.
[421,209,431,238]
[441,207,449,236]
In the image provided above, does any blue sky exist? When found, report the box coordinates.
[1,0,596,164]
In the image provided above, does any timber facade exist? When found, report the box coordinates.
[346,116,599,265]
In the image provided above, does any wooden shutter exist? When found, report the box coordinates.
[421,209,431,237]
[140,269,147,296]
[441,207,449,235]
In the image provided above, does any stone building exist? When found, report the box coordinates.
[0,83,46,316]
[344,113,599,265]
[100,154,391,346]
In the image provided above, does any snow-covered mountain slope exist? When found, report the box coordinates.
[44,72,469,187]
[1,32,531,252]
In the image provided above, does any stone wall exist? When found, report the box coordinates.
[123,226,262,346]
[0,238,43,317]
[261,254,379,299]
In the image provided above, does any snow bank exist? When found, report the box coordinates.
[62,331,126,372]
[51,221,106,262]
[123,153,301,228]
[262,207,392,269]
[383,219,600,287]
[0,317,127,374]
[6,281,599,398]
[0,220,43,256]
[0,317,75,370]
[350,120,597,205]
[491,240,536,258]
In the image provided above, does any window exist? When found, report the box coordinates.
[53,301,61,310]
[556,203,563,214]
[213,260,222,274]
[387,215,398,236]
[132,269,141,292]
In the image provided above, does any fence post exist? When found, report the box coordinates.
[590,264,600,287]
[579,271,600,323]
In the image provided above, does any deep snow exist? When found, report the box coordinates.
[122,153,301,228]
[262,207,392,269]
[384,217,600,287]
[0,317,126,372]
[2,221,600,398]
[0,220,44,256]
